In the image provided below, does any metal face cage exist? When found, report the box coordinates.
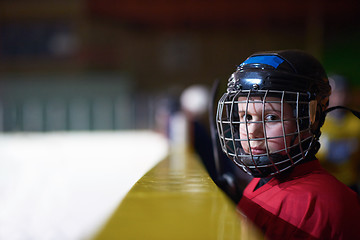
[216,89,316,177]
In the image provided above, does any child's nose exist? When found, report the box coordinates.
[247,122,264,139]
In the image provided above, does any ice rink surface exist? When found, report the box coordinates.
[0,131,168,240]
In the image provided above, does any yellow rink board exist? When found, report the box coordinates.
[93,150,263,240]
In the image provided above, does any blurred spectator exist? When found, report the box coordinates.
[317,74,360,194]
[180,84,251,203]
[180,84,213,157]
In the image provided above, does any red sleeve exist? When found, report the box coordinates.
[238,196,319,240]
[239,173,360,239]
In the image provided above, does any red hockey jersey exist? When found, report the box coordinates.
[238,160,360,239]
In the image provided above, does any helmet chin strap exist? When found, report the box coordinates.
[237,136,315,178]
[241,154,288,178]
[237,146,296,178]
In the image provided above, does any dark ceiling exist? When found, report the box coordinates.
[87,0,360,29]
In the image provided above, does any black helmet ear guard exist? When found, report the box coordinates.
[216,50,332,178]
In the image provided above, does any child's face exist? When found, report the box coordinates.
[237,96,297,156]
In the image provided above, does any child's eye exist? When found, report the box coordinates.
[265,114,279,121]
[241,114,252,121]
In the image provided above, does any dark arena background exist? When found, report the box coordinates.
[0,0,359,239]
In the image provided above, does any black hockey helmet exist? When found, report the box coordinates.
[216,49,331,177]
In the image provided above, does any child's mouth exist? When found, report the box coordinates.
[250,147,267,155]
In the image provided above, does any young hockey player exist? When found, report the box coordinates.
[216,49,360,239]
